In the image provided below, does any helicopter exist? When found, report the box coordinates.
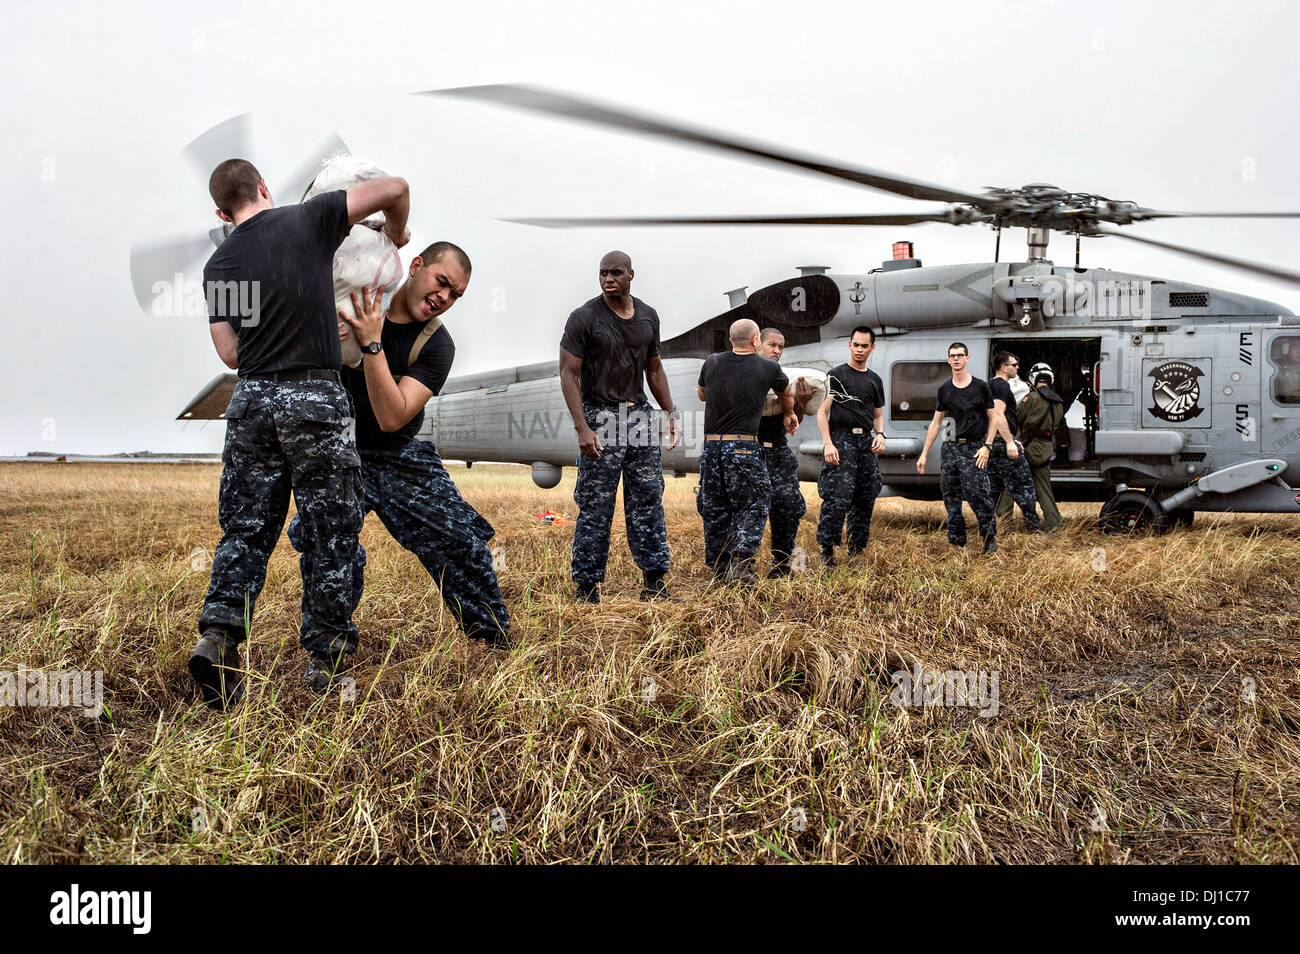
[178,85,1300,532]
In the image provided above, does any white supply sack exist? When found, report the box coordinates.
[762,367,828,416]
[1010,375,1032,404]
[302,154,404,367]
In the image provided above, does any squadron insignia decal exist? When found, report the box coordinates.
[1148,361,1205,422]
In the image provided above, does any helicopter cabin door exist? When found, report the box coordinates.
[1261,328,1300,482]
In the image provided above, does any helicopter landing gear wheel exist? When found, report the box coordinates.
[1099,490,1170,534]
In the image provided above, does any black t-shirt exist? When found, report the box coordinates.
[937,377,995,441]
[559,296,661,405]
[343,320,454,450]
[826,363,885,431]
[989,376,1019,437]
[204,191,350,376]
[698,352,788,435]
[758,405,787,443]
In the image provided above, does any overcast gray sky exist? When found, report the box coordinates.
[2,0,1297,455]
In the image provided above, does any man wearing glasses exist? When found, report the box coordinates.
[916,343,1000,553]
[987,351,1042,532]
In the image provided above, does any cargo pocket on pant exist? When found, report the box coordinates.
[297,398,362,470]
[220,395,251,464]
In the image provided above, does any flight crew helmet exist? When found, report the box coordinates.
[1029,361,1054,385]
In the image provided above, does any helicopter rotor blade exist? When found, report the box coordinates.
[281,133,351,203]
[182,113,252,179]
[1095,227,1300,288]
[425,84,988,207]
[1135,210,1300,221]
[501,210,966,229]
[128,234,218,309]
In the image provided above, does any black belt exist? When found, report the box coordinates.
[244,369,340,384]
[831,427,870,436]
[951,438,987,445]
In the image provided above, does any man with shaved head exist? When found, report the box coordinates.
[696,319,795,583]
[560,251,681,603]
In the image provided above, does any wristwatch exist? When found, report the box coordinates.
[983,442,993,449]
[360,340,383,355]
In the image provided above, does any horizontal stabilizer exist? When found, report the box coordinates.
[177,373,238,420]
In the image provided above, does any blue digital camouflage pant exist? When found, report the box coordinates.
[572,403,670,586]
[987,438,1041,531]
[200,376,364,656]
[762,439,806,562]
[939,440,997,546]
[816,431,882,550]
[289,438,508,642]
[697,439,772,571]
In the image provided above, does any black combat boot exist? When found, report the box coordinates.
[724,559,758,584]
[575,582,601,604]
[188,629,245,710]
[640,571,678,601]
[982,535,998,554]
[820,545,836,569]
[768,553,793,579]
[304,648,349,693]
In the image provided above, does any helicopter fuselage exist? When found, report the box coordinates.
[421,257,1300,518]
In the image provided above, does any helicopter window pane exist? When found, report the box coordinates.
[891,361,950,421]
[1270,336,1300,405]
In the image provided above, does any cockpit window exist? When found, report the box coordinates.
[1270,336,1300,405]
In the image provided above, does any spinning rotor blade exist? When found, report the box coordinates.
[129,234,220,309]
[503,210,964,229]
[427,84,988,206]
[1096,227,1300,288]
[282,133,351,202]
[182,113,252,178]
[1136,209,1300,221]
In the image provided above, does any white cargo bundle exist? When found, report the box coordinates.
[1010,375,1032,404]
[302,154,404,367]
[761,367,828,416]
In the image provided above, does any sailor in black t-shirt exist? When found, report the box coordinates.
[559,251,680,603]
[917,342,999,552]
[290,242,509,647]
[696,319,793,583]
[191,158,410,708]
[757,329,817,578]
[814,327,887,567]
[987,351,1042,532]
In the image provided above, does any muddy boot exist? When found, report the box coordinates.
[189,629,245,710]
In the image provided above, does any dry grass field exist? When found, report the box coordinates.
[1,461,1297,864]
